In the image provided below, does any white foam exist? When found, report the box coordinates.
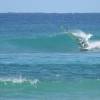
[68,30,100,51]
[86,41,100,50]
[0,77,40,86]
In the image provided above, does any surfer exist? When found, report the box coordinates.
[76,37,89,50]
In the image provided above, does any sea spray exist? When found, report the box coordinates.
[67,30,100,51]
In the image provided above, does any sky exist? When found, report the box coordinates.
[0,0,100,13]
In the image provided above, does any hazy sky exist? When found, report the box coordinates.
[0,0,100,13]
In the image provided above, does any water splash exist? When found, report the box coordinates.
[68,30,100,51]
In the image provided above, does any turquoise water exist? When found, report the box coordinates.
[0,13,100,100]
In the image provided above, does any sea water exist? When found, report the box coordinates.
[0,13,100,100]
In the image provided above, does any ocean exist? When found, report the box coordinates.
[0,13,100,100]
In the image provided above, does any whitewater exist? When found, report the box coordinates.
[67,30,100,51]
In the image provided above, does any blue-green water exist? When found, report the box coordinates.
[0,13,100,100]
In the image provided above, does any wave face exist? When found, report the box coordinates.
[0,34,79,52]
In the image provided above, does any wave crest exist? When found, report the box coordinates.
[67,30,100,51]
[0,76,40,87]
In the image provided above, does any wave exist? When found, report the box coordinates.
[0,30,100,52]
[1,77,100,100]
[0,33,78,52]
[0,77,100,93]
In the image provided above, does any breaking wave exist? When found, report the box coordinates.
[67,30,100,51]
[0,30,100,52]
